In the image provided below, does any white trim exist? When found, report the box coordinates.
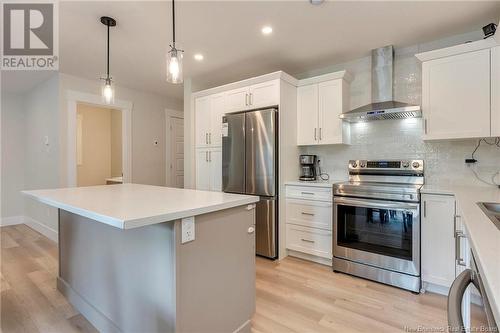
[66,90,133,187]
[165,109,184,187]
[24,217,58,243]
[297,70,353,86]
[0,216,24,227]
[286,250,332,266]
[191,71,297,98]
[421,281,449,296]
[415,38,498,62]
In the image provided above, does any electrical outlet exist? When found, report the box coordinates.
[181,216,195,244]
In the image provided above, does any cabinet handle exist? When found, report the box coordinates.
[205,133,209,144]
[424,119,428,134]
[209,133,211,144]
[319,128,322,140]
[301,238,315,243]
[454,214,461,237]
[205,151,208,162]
[249,93,253,105]
[314,128,317,141]
[247,226,255,234]
[301,212,315,216]
[423,201,426,218]
[209,151,212,162]
[301,191,315,195]
[455,231,466,266]
[245,94,248,106]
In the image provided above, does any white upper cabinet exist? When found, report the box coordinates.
[248,80,280,109]
[195,96,211,147]
[297,85,319,145]
[318,80,350,145]
[492,46,500,137]
[421,49,490,140]
[225,87,249,113]
[224,80,280,113]
[296,71,351,146]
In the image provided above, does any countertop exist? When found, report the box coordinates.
[421,184,500,325]
[23,184,259,230]
[285,179,345,188]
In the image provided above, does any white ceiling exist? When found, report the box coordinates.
[59,1,500,102]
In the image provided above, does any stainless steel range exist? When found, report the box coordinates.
[333,159,424,292]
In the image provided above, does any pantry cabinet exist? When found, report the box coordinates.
[492,46,500,137]
[421,193,457,291]
[194,93,225,148]
[296,71,351,145]
[195,148,221,192]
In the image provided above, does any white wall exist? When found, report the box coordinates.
[59,74,182,187]
[300,30,500,187]
[1,93,26,218]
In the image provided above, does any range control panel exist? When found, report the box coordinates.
[349,159,424,173]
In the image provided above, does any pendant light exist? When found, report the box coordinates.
[166,0,184,84]
[100,16,116,104]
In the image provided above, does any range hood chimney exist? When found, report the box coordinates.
[339,45,421,122]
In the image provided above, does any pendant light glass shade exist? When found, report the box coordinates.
[166,46,183,84]
[101,77,114,104]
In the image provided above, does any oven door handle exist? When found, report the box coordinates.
[334,197,419,210]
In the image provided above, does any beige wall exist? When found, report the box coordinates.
[110,109,122,177]
[76,104,122,186]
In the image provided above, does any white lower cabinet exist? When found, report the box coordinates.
[285,185,332,264]
[421,193,463,293]
[195,148,222,192]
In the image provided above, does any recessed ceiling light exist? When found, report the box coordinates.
[261,26,273,35]
[194,54,204,61]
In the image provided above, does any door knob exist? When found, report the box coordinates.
[247,226,255,234]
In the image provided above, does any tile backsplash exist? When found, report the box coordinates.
[300,30,500,187]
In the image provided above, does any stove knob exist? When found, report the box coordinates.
[412,161,420,169]
[351,162,358,168]
[359,161,366,168]
[402,161,410,168]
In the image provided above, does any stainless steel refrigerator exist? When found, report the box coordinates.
[222,108,278,259]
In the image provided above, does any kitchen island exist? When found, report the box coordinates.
[23,184,259,333]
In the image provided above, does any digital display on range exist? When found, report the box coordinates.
[367,161,401,168]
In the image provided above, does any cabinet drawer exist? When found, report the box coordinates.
[286,224,332,259]
[285,185,332,202]
[286,199,332,230]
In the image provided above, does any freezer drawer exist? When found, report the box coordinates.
[255,197,277,258]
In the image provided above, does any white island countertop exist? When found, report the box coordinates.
[421,184,500,324]
[23,184,259,230]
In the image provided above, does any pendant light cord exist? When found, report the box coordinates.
[107,24,110,79]
[172,0,176,46]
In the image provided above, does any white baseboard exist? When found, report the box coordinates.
[422,281,449,296]
[0,216,24,226]
[287,249,332,266]
[23,216,58,243]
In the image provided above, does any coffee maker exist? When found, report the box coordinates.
[299,155,318,181]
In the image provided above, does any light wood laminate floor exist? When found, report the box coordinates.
[0,225,485,332]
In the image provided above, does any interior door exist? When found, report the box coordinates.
[210,93,225,147]
[169,116,184,188]
[195,96,211,147]
[195,149,210,191]
[222,113,245,193]
[297,84,318,145]
[245,109,276,197]
[318,80,343,144]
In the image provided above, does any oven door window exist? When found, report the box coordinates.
[337,204,413,260]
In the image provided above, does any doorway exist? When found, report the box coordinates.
[76,103,123,186]
[167,111,184,188]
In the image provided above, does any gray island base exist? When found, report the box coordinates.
[57,206,256,333]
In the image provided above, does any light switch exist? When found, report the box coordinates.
[181,216,195,244]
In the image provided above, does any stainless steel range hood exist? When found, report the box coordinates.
[339,45,421,122]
